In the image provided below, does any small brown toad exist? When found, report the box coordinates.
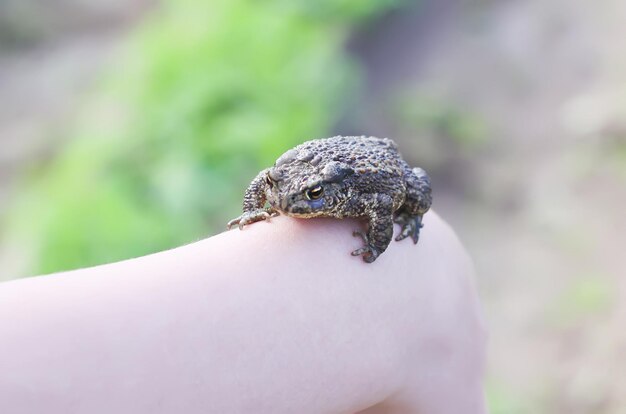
[227,136,432,263]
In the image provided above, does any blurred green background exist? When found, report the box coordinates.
[0,0,403,274]
[0,0,625,412]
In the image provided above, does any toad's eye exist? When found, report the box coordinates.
[306,185,324,200]
[265,175,274,188]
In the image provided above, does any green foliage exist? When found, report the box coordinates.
[5,0,403,275]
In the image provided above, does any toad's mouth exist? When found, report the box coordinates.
[284,211,321,218]
[284,204,326,218]
[284,203,328,218]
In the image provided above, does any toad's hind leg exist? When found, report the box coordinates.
[394,167,432,244]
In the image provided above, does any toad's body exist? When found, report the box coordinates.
[227,136,432,262]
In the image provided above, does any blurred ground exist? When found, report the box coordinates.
[0,0,151,215]
[1,0,625,412]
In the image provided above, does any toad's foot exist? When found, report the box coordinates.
[351,231,381,263]
[394,214,423,244]
[227,209,278,230]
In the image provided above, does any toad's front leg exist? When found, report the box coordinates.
[227,169,278,230]
[350,194,394,263]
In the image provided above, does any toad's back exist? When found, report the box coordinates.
[295,136,403,173]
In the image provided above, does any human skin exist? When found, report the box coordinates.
[0,212,487,414]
